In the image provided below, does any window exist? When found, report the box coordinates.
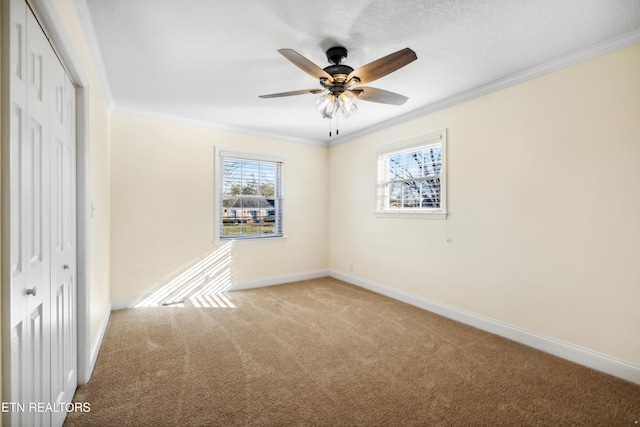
[376,130,447,219]
[217,150,284,239]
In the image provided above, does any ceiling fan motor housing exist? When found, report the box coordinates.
[321,66,356,93]
[323,64,354,80]
[322,47,358,91]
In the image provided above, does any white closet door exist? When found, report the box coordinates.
[50,57,78,427]
[8,1,30,425]
[7,0,29,344]
[7,0,77,426]
[23,7,53,427]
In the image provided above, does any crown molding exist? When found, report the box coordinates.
[329,29,640,147]
[73,0,114,108]
[73,0,325,146]
[113,106,328,147]
[27,0,89,86]
[70,0,640,148]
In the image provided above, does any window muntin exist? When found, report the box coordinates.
[376,131,446,217]
[219,154,283,239]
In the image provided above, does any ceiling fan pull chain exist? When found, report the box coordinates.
[336,114,339,136]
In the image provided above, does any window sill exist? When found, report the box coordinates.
[373,211,447,220]
[214,235,288,245]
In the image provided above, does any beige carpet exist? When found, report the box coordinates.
[65,278,640,426]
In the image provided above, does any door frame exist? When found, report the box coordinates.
[1,0,92,398]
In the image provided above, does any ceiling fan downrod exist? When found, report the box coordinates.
[326,46,348,65]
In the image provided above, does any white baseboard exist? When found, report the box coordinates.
[111,294,150,311]
[111,269,330,309]
[329,269,640,386]
[230,269,329,291]
[88,303,111,379]
[108,268,639,384]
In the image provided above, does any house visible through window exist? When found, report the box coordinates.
[376,130,447,218]
[218,151,283,239]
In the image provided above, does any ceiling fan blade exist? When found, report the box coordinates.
[348,48,417,85]
[351,87,409,105]
[278,49,334,82]
[259,88,326,99]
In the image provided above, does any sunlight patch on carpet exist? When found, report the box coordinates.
[136,242,235,307]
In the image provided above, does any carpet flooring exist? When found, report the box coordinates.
[64,277,640,426]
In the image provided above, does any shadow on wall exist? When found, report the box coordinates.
[136,242,236,308]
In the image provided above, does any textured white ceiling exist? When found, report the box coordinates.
[78,0,640,145]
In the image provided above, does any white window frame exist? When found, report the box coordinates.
[375,129,447,219]
[215,149,286,241]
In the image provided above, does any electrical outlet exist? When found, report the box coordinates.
[349,263,354,272]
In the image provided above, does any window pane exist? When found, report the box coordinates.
[388,154,404,179]
[402,181,419,207]
[388,182,403,208]
[241,160,259,195]
[222,159,242,196]
[259,162,276,197]
[221,221,243,236]
[389,150,440,180]
[404,153,422,179]
[420,178,440,208]
[423,147,442,176]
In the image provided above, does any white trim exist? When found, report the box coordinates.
[376,131,443,155]
[230,269,329,291]
[217,236,289,245]
[88,304,111,379]
[373,211,447,220]
[74,86,92,385]
[28,0,88,86]
[111,269,330,309]
[111,295,149,311]
[330,29,640,147]
[0,0,13,412]
[328,269,640,386]
[218,149,286,164]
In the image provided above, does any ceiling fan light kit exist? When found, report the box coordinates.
[316,90,358,119]
[259,45,417,135]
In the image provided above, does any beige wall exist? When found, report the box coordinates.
[329,44,640,365]
[51,0,112,349]
[109,114,329,302]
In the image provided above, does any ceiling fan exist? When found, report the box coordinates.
[259,46,417,123]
